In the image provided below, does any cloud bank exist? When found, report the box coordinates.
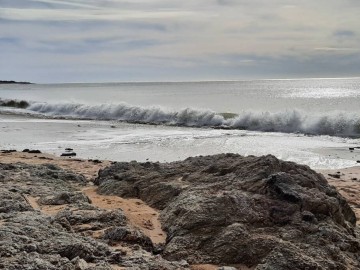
[0,0,359,82]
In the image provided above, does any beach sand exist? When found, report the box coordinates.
[1,150,360,269]
[319,166,360,224]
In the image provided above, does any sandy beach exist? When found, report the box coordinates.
[2,150,360,224]
[2,0,360,268]
[0,150,261,270]
[319,166,360,224]
[1,150,360,269]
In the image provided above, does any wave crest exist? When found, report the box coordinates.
[1,98,359,137]
[26,102,225,127]
[228,111,360,137]
[0,98,29,109]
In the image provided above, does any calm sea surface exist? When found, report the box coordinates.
[1,78,360,114]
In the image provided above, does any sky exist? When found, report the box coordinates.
[0,0,359,83]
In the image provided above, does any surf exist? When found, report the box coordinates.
[0,98,359,138]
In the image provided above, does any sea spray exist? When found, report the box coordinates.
[0,98,359,137]
[228,111,360,137]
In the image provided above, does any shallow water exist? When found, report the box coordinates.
[0,115,358,169]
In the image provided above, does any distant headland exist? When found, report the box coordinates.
[0,80,32,84]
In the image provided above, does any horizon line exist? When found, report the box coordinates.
[4,76,360,85]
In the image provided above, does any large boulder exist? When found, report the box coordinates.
[95,154,360,269]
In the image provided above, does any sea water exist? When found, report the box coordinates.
[0,78,359,169]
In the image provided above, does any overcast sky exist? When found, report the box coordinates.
[0,0,359,83]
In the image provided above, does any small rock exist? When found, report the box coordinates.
[328,173,340,179]
[61,152,77,157]
[65,148,74,151]
[1,149,17,153]
[22,149,30,152]
[28,150,41,154]
[349,147,355,151]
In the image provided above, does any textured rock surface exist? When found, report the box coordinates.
[0,162,188,270]
[96,154,360,269]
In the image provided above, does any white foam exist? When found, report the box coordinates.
[1,98,359,137]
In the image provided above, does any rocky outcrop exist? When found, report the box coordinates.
[0,163,188,269]
[2,154,360,269]
[0,80,31,84]
[95,154,360,269]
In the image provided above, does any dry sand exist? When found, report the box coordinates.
[82,186,166,244]
[318,166,360,224]
[0,151,110,179]
[0,151,165,245]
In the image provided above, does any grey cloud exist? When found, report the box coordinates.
[333,30,356,38]
[1,0,360,82]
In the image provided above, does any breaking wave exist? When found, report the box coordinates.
[1,98,359,137]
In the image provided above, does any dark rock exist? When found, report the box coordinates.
[0,190,33,213]
[0,99,29,109]
[54,208,127,232]
[103,226,153,251]
[61,152,77,157]
[65,148,74,151]
[1,149,17,154]
[96,154,360,268]
[0,80,31,84]
[0,162,189,270]
[22,149,30,152]
[28,150,42,154]
[328,173,341,179]
[349,147,355,150]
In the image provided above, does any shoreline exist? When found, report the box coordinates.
[0,119,359,169]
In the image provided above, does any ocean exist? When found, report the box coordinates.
[0,78,359,169]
